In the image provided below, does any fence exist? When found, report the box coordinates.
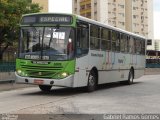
[0,62,16,82]
[0,46,17,82]
[146,63,160,68]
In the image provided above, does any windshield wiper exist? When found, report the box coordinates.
[49,28,53,47]
[41,27,45,59]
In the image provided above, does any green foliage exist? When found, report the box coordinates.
[0,0,42,60]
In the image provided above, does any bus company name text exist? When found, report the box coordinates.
[91,53,103,57]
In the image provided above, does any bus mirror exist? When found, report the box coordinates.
[55,24,60,31]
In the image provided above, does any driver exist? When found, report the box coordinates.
[67,38,74,58]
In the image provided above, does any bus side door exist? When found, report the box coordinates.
[74,21,89,87]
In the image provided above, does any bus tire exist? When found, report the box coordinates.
[127,70,134,85]
[39,85,52,92]
[87,70,97,92]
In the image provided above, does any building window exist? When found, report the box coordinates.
[147,39,152,45]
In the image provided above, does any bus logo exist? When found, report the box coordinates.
[39,72,42,76]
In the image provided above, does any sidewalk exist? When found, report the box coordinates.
[145,68,160,75]
[0,72,15,82]
[0,82,36,92]
[0,72,36,92]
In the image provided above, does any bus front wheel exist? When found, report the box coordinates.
[87,70,97,92]
[39,85,52,92]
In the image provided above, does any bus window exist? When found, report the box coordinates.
[112,31,117,52]
[141,39,146,55]
[126,36,130,53]
[90,25,100,49]
[76,22,89,56]
[129,37,134,54]
[116,32,120,52]
[120,34,125,52]
[135,39,141,54]
[123,35,128,53]
[133,38,136,54]
[101,28,111,50]
[120,34,128,53]
[112,31,120,52]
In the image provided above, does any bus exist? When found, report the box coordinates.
[16,13,146,92]
[146,50,160,68]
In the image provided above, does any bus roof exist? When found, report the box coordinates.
[76,14,146,39]
[22,13,146,39]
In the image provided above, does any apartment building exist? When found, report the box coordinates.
[73,0,154,41]
[155,40,160,51]
[32,0,48,12]
[73,0,108,24]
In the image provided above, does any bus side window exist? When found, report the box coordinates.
[129,37,134,54]
[120,34,125,53]
[135,39,141,54]
[141,39,145,55]
[124,35,128,53]
[76,22,89,56]
[90,25,100,49]
[101,28,111,51]
[112,31,117,52]
[112,31,120,52]
[126,36,130,53]
[116,32,120,52]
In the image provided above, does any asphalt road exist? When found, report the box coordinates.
[0,75,160,116]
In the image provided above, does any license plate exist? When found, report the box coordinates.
[34,79,44,85]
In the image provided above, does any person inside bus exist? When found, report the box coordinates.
[67,38,74,59]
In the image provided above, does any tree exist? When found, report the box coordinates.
[0,0,42,60]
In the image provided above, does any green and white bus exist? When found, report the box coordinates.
[16,13,146,92]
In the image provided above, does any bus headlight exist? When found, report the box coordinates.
[57,72,69,78]
[16,69,27,76]
[17,69,22,75]
[61,72,68,77]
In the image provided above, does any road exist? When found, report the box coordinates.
[0,75,160,115]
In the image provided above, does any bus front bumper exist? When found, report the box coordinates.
[15,72,74,87]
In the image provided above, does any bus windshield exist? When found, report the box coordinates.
[19,27,75,60]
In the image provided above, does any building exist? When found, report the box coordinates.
[32,0,48,12]
[31,0,154,50]
[73,0,154,44]
[155,40,160,51]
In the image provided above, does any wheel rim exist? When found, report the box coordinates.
[129,71,133,83]
[89,74,95,87]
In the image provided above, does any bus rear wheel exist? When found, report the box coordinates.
[39,85,52,92]
[126,70,134,85]
[87,70,97,92]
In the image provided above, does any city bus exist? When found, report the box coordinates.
[16,13,146,92]
[146,50,160,68]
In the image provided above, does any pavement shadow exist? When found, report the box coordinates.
[20,81,142,96]
[20,87,86,96]
[97,81,142,91]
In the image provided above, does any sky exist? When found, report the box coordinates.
[49,0,160,39]
[153,0,160,39]
[49,0,72,13]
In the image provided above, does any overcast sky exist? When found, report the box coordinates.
[153,0,160,39]
[49,0,72,13]
[49,0,160,39]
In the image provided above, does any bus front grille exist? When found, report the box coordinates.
[21,65,63,78]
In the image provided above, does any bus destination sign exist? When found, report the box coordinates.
[22,14,72,25]
[39,16,71,23]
